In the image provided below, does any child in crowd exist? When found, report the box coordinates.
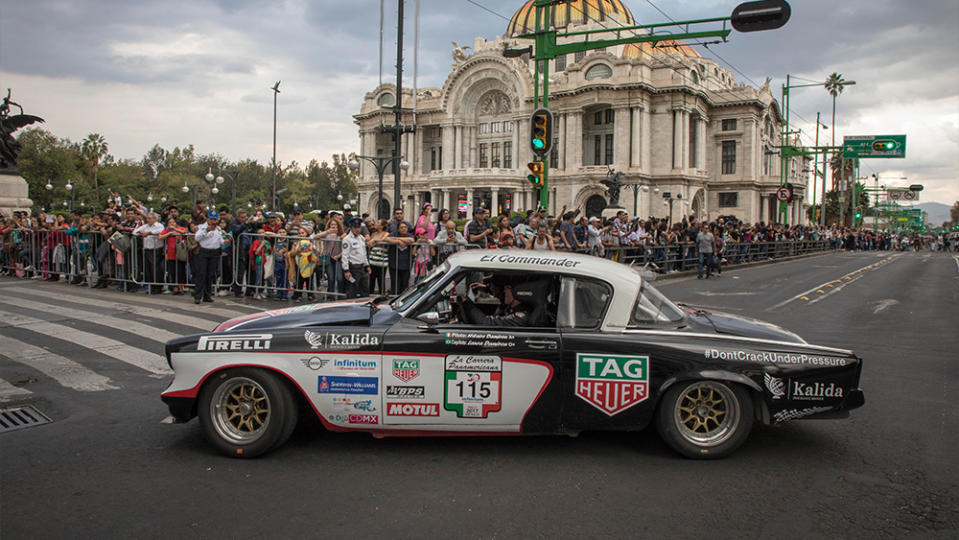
[412,227,433,282]
[273,230,288,299]
[294,238,317,302]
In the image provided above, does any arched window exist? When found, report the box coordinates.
[377,93,395,107]
[585,63,613,80]
[689,69,700,85]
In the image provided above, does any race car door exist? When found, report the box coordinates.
[380,270,562,432]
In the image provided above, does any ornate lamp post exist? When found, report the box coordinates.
[348,154,408,219]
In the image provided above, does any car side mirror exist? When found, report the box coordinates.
[416,311,439,325]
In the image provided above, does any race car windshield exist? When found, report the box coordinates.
[630,282,685,325]
[390,262,450,313]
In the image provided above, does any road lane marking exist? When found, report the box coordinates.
[872,299,899,314]
[767,254,900,311]
[0,306,171,376]
[808,275,862,305]
[0,297,182,343]
[0,377,34,401]
[800,296,809,301]
[696,291,758,297]
[5,287,217,330]
[0,336,117,392]
[826,284,834,288]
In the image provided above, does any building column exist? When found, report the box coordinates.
[630,107,641,169]
[697,117,706,170]
[466,189,474,215]
[672,109,685,170]
[491,187,500,216]
[559,113,567,170]
[614,107,630,169]
[511,120,520,170]
[641,107,652,173]
[442,125,454,171]
[565,112,581,170]
[454,126,463,169]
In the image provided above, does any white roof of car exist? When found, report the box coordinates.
[446,250,642,329]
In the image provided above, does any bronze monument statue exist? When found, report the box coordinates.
[0,89,45,171]
[601,169,625,208]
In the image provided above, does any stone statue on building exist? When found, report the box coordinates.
[451,42,472,64]
[601,169,625,208]
[0,89,41,216]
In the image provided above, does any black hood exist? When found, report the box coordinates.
[685,307,805,344]
[214,300,394,332]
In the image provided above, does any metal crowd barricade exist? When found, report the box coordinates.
[1,228,38,278]
[129,231,206,294]
[236,232,347,301]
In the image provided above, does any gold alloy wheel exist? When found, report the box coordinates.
[673,381,740,447]
[210,377,272,444]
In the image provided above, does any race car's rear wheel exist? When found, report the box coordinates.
[656,380,753,459]
[198,368,297,458]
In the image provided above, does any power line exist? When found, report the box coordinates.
[463,0,510,21]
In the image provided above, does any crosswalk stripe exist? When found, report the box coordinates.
[5,286,219,330]
[19,283,261,320]
[0,336,117,392]
[0,377,34,401]
[0,306,171,376]
[0,297,183,344]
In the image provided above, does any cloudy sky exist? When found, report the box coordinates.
[2,0,957,205]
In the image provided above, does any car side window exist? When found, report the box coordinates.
[630,283,685,326]
[558,277,612,329]
[414,270,558,328]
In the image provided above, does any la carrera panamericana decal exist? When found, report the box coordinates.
[575,354,649,416]
[392,359,420,382]
[443,355,502,418]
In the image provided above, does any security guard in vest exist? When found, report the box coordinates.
[341,217,371,298]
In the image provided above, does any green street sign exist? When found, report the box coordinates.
[842,134,906,159]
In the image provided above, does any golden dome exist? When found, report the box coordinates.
[622,40,701,59]
[507,0,635,37]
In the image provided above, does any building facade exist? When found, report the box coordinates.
[353,0,807,224]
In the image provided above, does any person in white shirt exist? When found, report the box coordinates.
[193,210,223,304]
[341,217,371,298]
[133,212,165,293]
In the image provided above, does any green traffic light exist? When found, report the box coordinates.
[532,139,545,149]
[884,142,895,150]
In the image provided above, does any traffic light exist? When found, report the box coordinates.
[730,0,791,33]
[527,161,545,187]
[529,109,553,155]
[855,210,862,221]
[815,207,821,219]
[872,139,897,152]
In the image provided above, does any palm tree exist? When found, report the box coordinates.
[81,133,108,201]
[825,73,852,225]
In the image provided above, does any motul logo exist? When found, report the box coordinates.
[387,402,440,417]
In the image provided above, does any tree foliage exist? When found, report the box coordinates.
[15,128,357,215]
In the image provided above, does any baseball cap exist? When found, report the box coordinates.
[589,216,600,223]
[207,210,219,220]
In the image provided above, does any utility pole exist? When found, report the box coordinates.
[271,80,281,211]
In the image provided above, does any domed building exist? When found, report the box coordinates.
[353,0,807,224]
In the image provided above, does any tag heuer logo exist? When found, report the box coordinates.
[575,354,649,416]
[392,359,420,382]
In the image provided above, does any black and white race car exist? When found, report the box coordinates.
[161,250,864,459]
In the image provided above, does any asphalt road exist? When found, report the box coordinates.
[1,250,956,539]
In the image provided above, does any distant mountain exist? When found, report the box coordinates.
[918,202,952,226]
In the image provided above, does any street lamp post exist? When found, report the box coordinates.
[663,192,682,224]
[624,182,657,218]
[271,81,281,211]
[348,154,408,219]
[217,170,240,216]
[45,179,76,211]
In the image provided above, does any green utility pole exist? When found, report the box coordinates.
[510,0,791,212]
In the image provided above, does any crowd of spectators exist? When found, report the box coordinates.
[1,194,953,304]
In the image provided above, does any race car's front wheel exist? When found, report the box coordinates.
[656,380,753,459]
[198,368,298,458]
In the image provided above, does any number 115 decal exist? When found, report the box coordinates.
[444,355,502,418]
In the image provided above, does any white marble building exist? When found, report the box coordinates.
[353,0,807,224]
